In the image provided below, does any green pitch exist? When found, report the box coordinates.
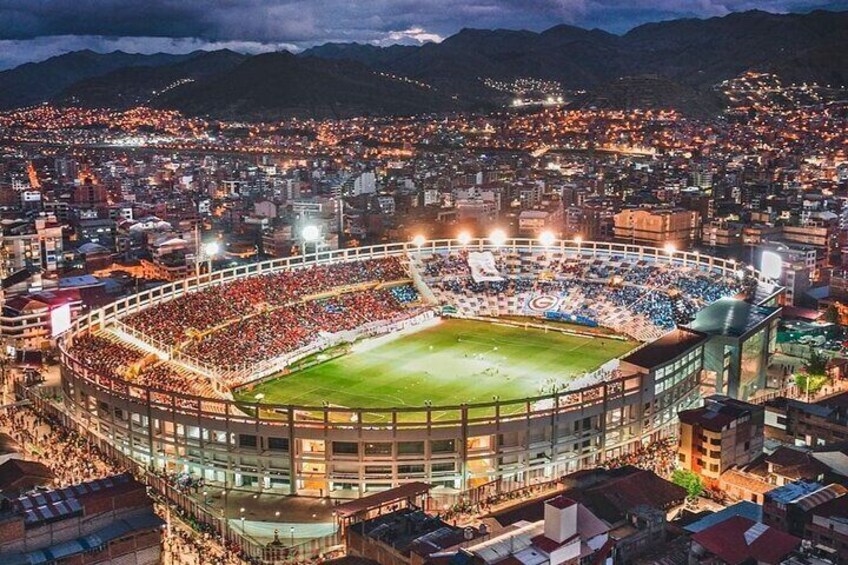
[237,318,636,420]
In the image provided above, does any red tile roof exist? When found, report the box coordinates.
[690,516,800,565]
[531,532,579,553]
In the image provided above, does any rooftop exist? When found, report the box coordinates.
[690,516,800,565]
[678,395,760,432]
[765,480,824,505]
[686,297,779,338]
[621,327,707,370]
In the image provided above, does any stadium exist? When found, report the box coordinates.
[58,237,780,501]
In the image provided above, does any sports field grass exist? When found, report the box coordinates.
[237,318,636,419]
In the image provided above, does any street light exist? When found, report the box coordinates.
[489,229,507,247]
[412,234,426,248]
[457,231,472,246]
[538,230,556,247]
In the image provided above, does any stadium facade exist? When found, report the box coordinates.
[58,239,782,499]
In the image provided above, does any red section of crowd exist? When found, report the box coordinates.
[124,258,408,345]
[69,334,144,377]
[182,289,419,370]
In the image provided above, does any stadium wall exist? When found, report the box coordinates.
[57,239,773,499]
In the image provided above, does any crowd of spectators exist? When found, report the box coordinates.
[69,333,145,377]
[124,257,409,345]
[421,249,743,338]
[0,405,116,487]
[182,286,421,371]
[602,437,678,478]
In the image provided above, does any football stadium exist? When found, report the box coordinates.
[58,237,781,499]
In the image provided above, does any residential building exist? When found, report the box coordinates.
[678,395,765,485]
[613,207,700,248]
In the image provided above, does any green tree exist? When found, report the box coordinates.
[823,304,839,324]
[805,349,828,376]
[672,469,704,499]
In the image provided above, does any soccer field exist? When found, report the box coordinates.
[237,318,636,418]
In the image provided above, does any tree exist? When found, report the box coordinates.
[805,349,828,376]
[672,469,704,499]
[823,304,839,324]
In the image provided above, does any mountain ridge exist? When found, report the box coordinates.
[0,9,846,118]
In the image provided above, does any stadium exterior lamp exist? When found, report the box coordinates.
[457,231,472,247]
[203,241,220,275]
[412,234,427,248]
[301,224,324,262]
[302,224,320,243]
[538,230,556,248]
[663,242,676,263]
[573,234,584,255]
[488,229,507,248]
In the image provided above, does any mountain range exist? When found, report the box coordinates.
[0,9,846,120]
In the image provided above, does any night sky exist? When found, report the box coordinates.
[1,0,846,69]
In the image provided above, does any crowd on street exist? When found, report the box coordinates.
[0,394,253,565]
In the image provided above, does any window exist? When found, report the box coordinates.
[398,465,425,475]
[268,437,289,451]
[364,443,392,456]
[397,441,425,455]
[239,434,257,448]
[333,442,358,455]
[365,465,392,475]
[431,440,455,453]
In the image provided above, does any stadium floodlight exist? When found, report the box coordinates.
[204,241,220,257]
[302,225,321,242]
[664,243,676,255]
[538,230,556,247]
[488,229,507,247]
[457,231,472,246]
[412,234,427,247]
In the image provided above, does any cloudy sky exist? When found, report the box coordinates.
[1,0,846,69]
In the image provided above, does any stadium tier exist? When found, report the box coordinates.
[58,239,779,499]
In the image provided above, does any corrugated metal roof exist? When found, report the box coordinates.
[4,512,164,565]
[794,484,847,512]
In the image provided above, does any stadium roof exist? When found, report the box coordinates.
[686,297,779,339]
[621,327,707,370]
